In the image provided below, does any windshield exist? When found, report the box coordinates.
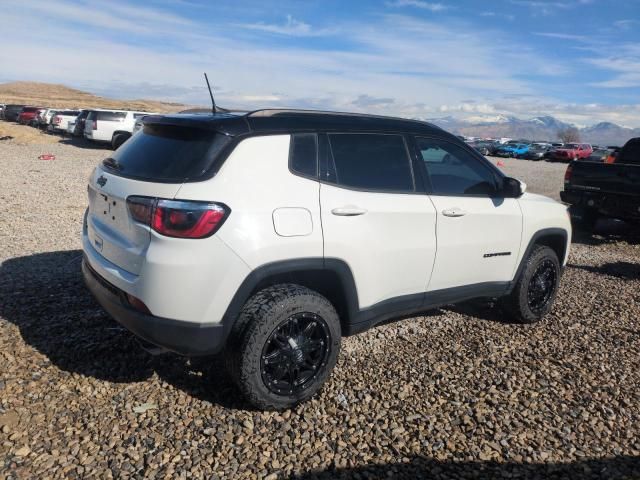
[564,144,579,149]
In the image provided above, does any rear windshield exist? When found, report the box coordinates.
[60,110,80,116]
[22,107,39,113]
[103,124,230,182]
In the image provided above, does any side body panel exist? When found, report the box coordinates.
[176,134,324,270]
[427,196,523,291]
[320,183,437,308]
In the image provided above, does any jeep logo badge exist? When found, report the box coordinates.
[97,175,107,187]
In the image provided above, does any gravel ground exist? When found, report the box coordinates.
[1,139,639,479]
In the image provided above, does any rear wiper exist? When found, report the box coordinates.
[103,157,123,171]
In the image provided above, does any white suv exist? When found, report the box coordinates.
[84,109,152,149]
[82,110,571,409]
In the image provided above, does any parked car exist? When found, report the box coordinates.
[470,140,498,156]
[545,143,565,159]
[82,109,571,409]
[550,143,592,162]
[17,106,46,125]
[51,110,81,133]
[132,115,150,135]
[37,108,59,129]
[561,137,640,229]
[84,109,152,149]
[523,143,551,160]
[584,147,617,163]
[2,104,26,122]
[496,143,530,158]
[68,109,91,136]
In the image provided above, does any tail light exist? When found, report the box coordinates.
[126,196,229,239]
[92,120,97,130]
[564,164,573,183]
[53,116,61,124]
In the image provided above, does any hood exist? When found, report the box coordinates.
[519,192,562,205]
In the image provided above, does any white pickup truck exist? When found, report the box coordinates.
[83,109,154,149]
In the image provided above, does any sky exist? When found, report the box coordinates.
[1,0,639,127]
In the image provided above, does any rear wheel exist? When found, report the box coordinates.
[225,284,341,410]
[500,245,560,324]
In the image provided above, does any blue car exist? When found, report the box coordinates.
[496,143,530,158]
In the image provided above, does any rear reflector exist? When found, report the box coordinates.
[125,293,151,314]
[126,196,229,239]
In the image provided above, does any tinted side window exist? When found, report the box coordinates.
[97,111,126,121]
[416,137,499,196]
[289,133,317,178]
[327,134,414,192]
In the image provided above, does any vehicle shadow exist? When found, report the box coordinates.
[290,455,640,480]
[572,219,640,246]
[567,261,640,281]
[0,250,249,409]
[58,136,111,150]
[443,299,515,324]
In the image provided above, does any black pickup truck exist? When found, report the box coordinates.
[561,137,640,229]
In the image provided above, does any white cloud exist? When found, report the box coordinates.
[584,44,640,88]
[237,14,335,37]
[0,1,637,127]
[614,19,640,30]
[509,0,593,15]
[386,0,449,12]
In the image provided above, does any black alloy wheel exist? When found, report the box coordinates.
[261,312,331,396]
[527,259,558,314]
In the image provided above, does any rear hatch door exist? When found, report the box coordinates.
[87,169,181,275]
[86,121,233,275]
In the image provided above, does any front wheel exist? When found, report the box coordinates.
[500,245,560,324]
[225,284,341,410]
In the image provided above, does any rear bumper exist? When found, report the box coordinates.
[82,258,228,356]
[561,189,640,222]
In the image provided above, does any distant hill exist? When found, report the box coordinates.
[426,115,640,146]
[0,81,191,113]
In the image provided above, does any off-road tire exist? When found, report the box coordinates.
[500,245,560,324]
[225,284,341,410]
[111,133,130,150]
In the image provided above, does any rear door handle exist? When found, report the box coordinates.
[331,206,367,216]
[442,208,467,217]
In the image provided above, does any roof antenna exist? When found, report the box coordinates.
[204,72,216,114]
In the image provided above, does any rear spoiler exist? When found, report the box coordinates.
[142,114,250,137]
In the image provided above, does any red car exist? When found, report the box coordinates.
[551,143,593,162]
[17,106,46,125]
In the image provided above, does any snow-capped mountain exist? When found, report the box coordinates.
[425,115,640,146]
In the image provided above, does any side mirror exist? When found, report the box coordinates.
[501,177,526,198]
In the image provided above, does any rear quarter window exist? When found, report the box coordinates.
[103,124,231,182]
[289,133,318,178]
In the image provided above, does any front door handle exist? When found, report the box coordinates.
[331,206,367,216]
[442,208,467,217]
